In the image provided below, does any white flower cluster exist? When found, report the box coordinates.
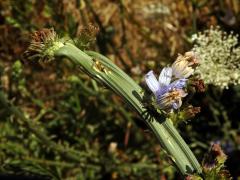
[192,27,240,89]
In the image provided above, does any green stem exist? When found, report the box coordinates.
[55,43,202,175]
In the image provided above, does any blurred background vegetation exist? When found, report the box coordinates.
[0,0,239,179]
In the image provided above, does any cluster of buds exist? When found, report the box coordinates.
[202,143,227,171]
[145,51,200,112]
[172,51,199,79]
[186,143,231,180]
[202,143,231,179]
[190,79,205,93]
[180,105,201,120]
[24,28,65,62]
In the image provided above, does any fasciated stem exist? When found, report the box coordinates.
[54,43,202,175]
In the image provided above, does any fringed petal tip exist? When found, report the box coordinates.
[159,67,172,87]
[145,70,160,94]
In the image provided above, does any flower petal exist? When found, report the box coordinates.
[145,70,160,94]
[158,67,172,87]
[169,78,187,90]
[156,85,169,97]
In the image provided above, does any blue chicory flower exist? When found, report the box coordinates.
[145,67,187,111]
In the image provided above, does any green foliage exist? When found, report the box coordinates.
[0,0,239,179]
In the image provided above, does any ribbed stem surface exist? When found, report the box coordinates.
[55,43,202,175]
